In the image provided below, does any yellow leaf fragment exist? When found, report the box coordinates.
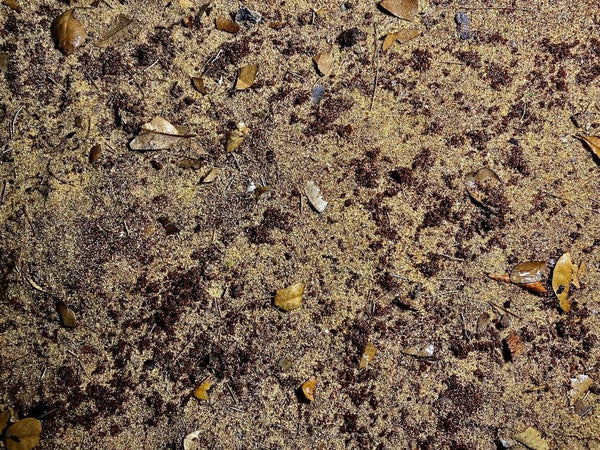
[379,0,418,21]
[235,64,258,90]
[572,260,585,289]
[569,374,593,406]
[193,375,212,400]
[192,76,207,95]
[226,122,250,152]
[513,427,550,450]
[0,411,9,434]
[552,252,573,312]
[359,342,378,368]
[396,28,420,43]
[3,0,21,12]
[382,33,398,51]
[51,9,87,56]
[274,282,305,311]
[5,418,42,450]
[57,301,77,328]
[301,376,317,402]
[577,134,600,159]
[313,52,333,75]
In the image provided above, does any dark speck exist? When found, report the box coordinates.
[337,28,365,49]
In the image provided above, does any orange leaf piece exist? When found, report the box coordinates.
[193,375,213,400]
[577,134,600,159]
[216,16,240,33]
[301,376,317,402]
[379,0,418,21]
[235,64,258,90]
[51,9,87,56]
[359,342,378,368]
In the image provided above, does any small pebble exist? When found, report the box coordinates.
[455,12,471,40]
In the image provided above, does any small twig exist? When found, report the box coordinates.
[370,23,380,111]
[123,220,130,235]
[437,253,466,262]
[143,58,160,72]
[226,383,239,405]
[47,76,67,92]
[9,106,23,140]
[487,300,521,319]
[0,180,7,205]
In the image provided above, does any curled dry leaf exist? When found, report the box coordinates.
[301,376,317,402]
[510,260,548,294]
[513,427,550,450]
[379,0,418,21]
[216,16,240,33]
[382,33,398,51]
[401,344,434,357]
[193,375,213,400]
[305,180,328,213]
[465,167,502,209]
[226,122,250,152]
[57,301,77,328]
[51,9,87,56]
[5,418,42,450]
[89,144,102,163]
[274,282,304,311]
[576,134,600,159]
[503,332,524,360]
[552,252,573,313]
[313,52,333,76]
[235,64,258,90]
[192,76,207,95]
[359,342,378,368]
[569,374,593,406]
[130,116,189,151]
[183,430,202,450]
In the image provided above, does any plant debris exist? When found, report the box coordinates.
[0,411,9,434]
[129,116,189,151]
[576,134,600,159]
[401,344,434,357]
[158,217,181,235]
[359,342,378,369]
[301,376,316,402]
[192,76,208,95]
[201,168,218,183]
[382,29,419,51]
[235,64,259,90]
[313,52,333,76]
[513,427,550,450]
[88,144,102,163]
[193,375,213,400]
[51,9,86,56]
[96,14,137,48]
[3,0,20,12]
[235,7,262,26]
[503,332,524,361]
[465,167,502,209]
[274,282,305,311]
[489,260,549,294]
[552,252,573,312]
[57,300,77,328]
[183,430,202,450]
[305,180,328,213]
[568,374,593,406]
[379,0,418,21]
[216,16,240,33]
[226,122,250,152]
[4,418,42,450]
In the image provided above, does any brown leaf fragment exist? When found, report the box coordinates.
[0,411,9,434]
[57,301,77,328]
[51,9,87,56]
[158,217,180,235]
[193,375,212,400]
[274,282,304,311]
[130,116,188,151]
[88,144,102,163]
[313,52,333,76]
[226,122,250,152]
[513,427,550,450]
[359,342,378,368]
[401,344,434,357]
[216,16,240,33]
[96,14,138,48]
[552,252,573,312]
[487,272,510,284]
[510,261,548,287]
[576,134,600,159]
[379,0,418,21]
[192,76,207,95]
[3,0,21,12]
[503,332,524,360]
[5,418,42,450]
[235,64,258,90]
[396,28,420,43]
[201,168,218,183]
[382,33,398,51]
[465,167,502,209]
[301,376,317,402]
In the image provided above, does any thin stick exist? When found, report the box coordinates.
[9,106,23,139]
[370,24,380,111]
[487,300,521,319]
[0,180,6,205]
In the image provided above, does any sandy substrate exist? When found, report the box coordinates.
[1,0,600,448]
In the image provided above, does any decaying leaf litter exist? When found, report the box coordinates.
[2,0,600,448]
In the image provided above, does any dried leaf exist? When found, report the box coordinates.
[401,344,434,357]
[193,375,212,400]
[274,282,304,311]
[51,9,87,56]
[510,261,548,285]
[569,374,593,406]
[305,181,328,213]
[301,376,316,402]
[254,185,270,199]
[57,301,77,328]
[465,167,502,209]
[503,332,524,360]
[0,411,9,434]
[192,76,207,95]
[552,252,573,312]
[216,16,240,33]
[158,217,180,235]
[513,427,550,450]
[5,418,42,450]
[130,116,188,151]
[382,33,398,51]
[379,0,418,21]
[572,261,585,289]
[183,430,202,450]
[359,342,378,368]
[235,64,258,90]
[577,134,600,159]
[226,122,250,152]
[313,52,333,76]
[89,144,102,163]
[201,168,218,183]
[396,28,420,43]
[3,0,21,12]
[96,14,138,48]
[476,312,490,333]
[487,273,510,284]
